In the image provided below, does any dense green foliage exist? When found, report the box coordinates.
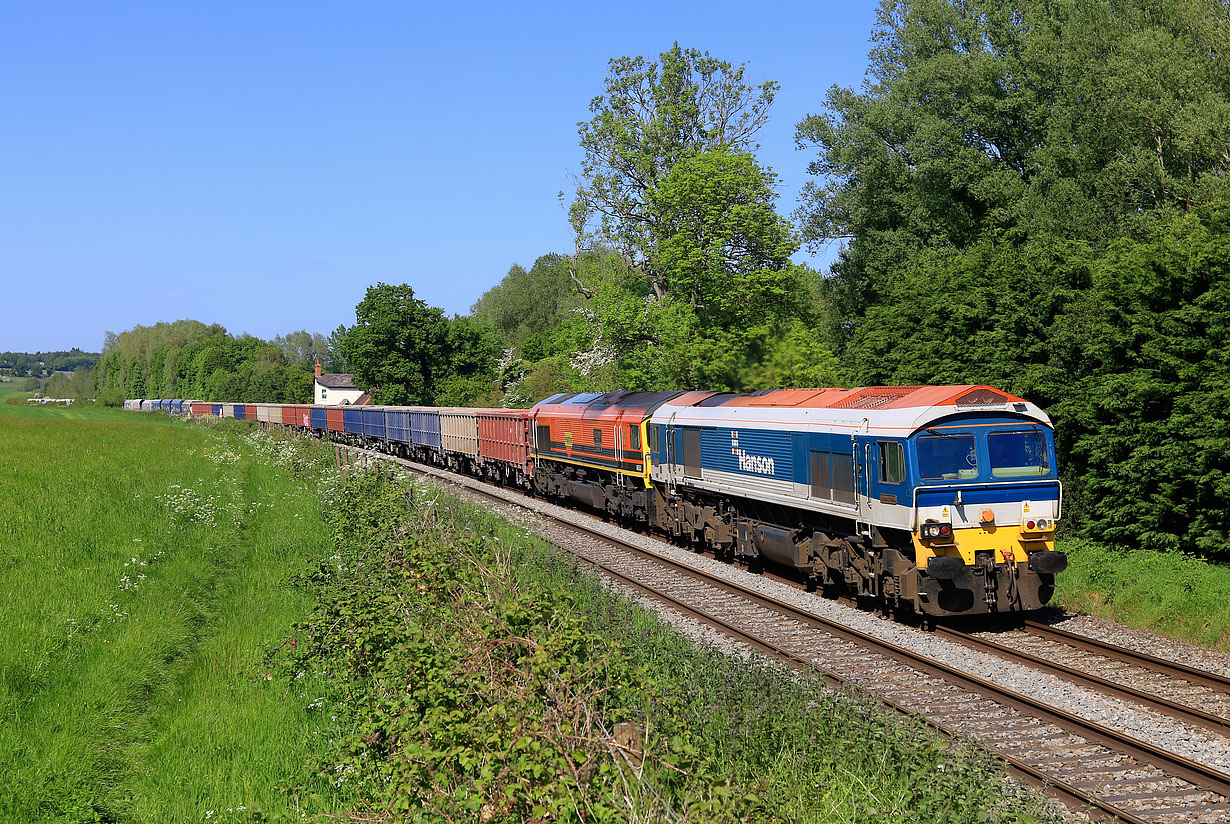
[39,367,98,400]
[279,466,1060,823]
[0,403,346,822]
[471,253,588,351]
[338,283,500,406]
[790,0,1230,558]
[93,320,321,403]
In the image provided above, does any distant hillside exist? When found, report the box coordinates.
[0,349,99,377]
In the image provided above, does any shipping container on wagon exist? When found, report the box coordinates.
[280,405,299,427]
[410,409,441,449]
[268,404,283,425]
[244,404,257,420]
[210,403,221,417]
[311,406,328,430]
[326,406,344,432]
[232,404,245,420]
[342,405,363,435]
[361,407,386,440]
[291,405,311,428]
[476,409,532,473]
[440,409,479,458]
[256,404,271,423]
[385,408,412,443]
[191,402,211,416]
[169,400,182,414]
[140,400,152,412]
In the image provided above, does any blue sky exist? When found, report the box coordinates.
[0,1,879,352]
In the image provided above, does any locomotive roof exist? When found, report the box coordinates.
[654,385,1052,435]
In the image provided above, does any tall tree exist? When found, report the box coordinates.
[340,284,449,406]
[567,48,835,392]
[796,0,1230,324]
[794,0,1230,556]
[571,44,779,299]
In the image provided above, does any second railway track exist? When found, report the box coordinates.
[341,442,1230,824]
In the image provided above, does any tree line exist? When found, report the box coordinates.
[0,349,98,377]
[90,321,342,405]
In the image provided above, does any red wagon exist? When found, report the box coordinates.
[475,409,533,484]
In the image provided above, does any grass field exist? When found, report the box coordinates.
[0,381,33,403]
[0,403,345,822]
[1054,537,1230,651]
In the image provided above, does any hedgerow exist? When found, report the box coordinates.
[274,465,1062,823]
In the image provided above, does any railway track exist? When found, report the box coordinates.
[341,442,1230,823]
[938,624,1230,736]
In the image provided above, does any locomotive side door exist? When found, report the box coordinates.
[665,411,681,491]
[853,428,872,536]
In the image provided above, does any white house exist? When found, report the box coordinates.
[313,360,366,406]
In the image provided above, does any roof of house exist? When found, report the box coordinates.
[315,373,358,389]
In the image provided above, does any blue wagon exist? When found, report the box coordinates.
[386,409,411,444]
[342,406,363,435]
[310,405,327,430]
[411,409,441,449]
[362,407,386,440]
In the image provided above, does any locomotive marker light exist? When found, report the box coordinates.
[920,522,953,539]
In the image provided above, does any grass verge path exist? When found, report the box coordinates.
[0,405,344,822]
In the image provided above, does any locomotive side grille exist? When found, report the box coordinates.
[832,386,921,409]
[954,388,1010,405]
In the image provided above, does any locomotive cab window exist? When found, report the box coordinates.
[989,430,1049,477]
[917,433,978,481]
[649,425,660,452]
[628,426,641,450]
[878,441,905,485]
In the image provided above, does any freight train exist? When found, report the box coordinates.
[126,385,1067,620]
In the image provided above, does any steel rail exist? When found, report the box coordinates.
[936,626,1230,734]
[1023,621,1230,694]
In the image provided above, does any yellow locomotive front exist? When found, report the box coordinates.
[909,419,1067,616]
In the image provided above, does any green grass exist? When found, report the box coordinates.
[1054,537,1230,651]
[0,381,34,404]
[0,404,346,822]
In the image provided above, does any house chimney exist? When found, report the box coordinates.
[314,358,322,377]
